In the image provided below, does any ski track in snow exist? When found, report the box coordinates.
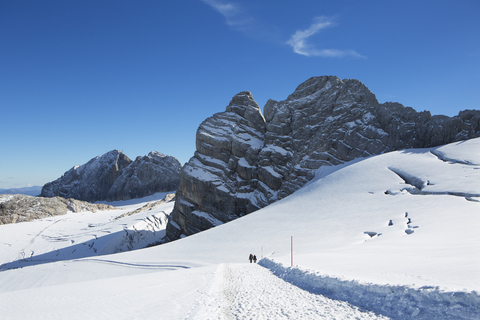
[16,218,65,260]
[189,263,387,320]
[75,258,191,270]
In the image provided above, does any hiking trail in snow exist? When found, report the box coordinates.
[187,263,387,319]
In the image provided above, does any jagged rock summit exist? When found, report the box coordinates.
[41,150,132,202]
[166,75,480,241]
[41,150,181,202]
[107,151,182,201]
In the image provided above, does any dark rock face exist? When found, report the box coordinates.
[41,150,181,202]
[106,151,181,201]
[41,150,132,202]
[0,194,115,225]
[166,76,480,241]
[167,91,266,239]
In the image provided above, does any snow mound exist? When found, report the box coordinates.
[260,258,480,320]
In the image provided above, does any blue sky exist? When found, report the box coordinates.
[1,0,479,189]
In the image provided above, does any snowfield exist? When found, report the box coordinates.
[0,138,479,319]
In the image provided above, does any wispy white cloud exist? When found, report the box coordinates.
[200,3,363,56]
[287,16,364,58]
[199,0,282,42]
[200,0,252,30]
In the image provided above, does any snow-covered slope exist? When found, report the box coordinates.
[0,139,479,319]
[0,193,174,270]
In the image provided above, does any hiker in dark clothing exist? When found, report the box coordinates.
[249,254,253,263]
[253,255,257,263]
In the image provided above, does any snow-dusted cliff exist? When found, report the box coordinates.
[41,150,181,202]
[166,75,480,241]
[107,151,181,201]
[41,150,132,202]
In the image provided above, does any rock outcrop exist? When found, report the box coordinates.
[41,150,133,202]
[106,152,181,201]
[166,76,480,241]
[41,150,181,202]
[0,194,115,225]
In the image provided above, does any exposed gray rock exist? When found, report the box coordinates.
[166,76,480,241]
[106,152,181,201]
[167,91,266,239]
[41,150,181,202]
[41,150,132,202]
[0,194,115,225]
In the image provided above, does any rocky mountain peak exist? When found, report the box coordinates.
[107,151,181,201]
[41,150,132,202]
[165,75,480,242]
[148,150,165,158]
[41,150,181,202]
[226,91,265,133]
[227,91,257,109]
[286,75,338,100]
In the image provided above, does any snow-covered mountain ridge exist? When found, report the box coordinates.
[0,138,478,319]
[41,150,181,202]
[166,75,480,242]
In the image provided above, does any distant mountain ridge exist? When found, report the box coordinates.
[165,75,480,241]
[41,150,181,202]
[0,186,42,196]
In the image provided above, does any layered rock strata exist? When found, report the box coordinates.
[166,76,480,241]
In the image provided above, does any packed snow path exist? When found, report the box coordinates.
[189,263,387,319]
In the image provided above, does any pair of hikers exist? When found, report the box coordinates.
[249,253,257,263]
